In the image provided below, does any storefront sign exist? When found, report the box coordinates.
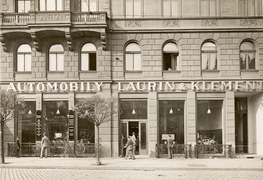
[5,81,263,92]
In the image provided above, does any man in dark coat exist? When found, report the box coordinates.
[167,134,174,159]
[16,136,20,158]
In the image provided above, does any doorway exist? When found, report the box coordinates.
[235,98,248,153]
[121,121,147,156]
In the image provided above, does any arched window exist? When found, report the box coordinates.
[125,43,141,71]
[163,43,180,71]
[240,41,256,70]
[49,44,64,71]
[17,44,31,72]
[39,0,64,11]
[81,43,96,71]
[201,42,217,70]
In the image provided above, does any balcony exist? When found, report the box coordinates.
[1,11,108,27]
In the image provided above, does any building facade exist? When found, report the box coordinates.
[0,0,263,157]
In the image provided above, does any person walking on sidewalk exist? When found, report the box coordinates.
[40,133,49,158]
[120,134,126,157]
[124,136,135,160]
[16,136,20,158]
[131,132,137,157]
[167,134,174,159]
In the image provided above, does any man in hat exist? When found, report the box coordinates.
[40,133,49,158]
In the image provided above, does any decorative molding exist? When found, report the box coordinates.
[31,32,40,52]
[65,32,73,51]
[101,31,107,51]
[35,13,70,22]
[240,19,257,26]
[202,20,218,26]
[125,21,141,27]
[0,35,7,52]
[163,20,179,27]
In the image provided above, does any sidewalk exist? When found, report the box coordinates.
[1,156,262,171]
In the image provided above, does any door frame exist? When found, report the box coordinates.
[121,119,148,155]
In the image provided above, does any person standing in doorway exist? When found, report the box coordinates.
[16,136,20,158]
[124,136,135,160]
[167,134,174,159]
[120,134,126,158]
[131,132,137,157]
[40,133,49,158]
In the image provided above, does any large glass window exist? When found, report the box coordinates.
[240,41,256,70]
[17,0,30,12]
[201,42,218,70]
[159,101,184,144]
[81,43,96,71]
[17,44,31,72]
[43,101,68,141]
[197,100,223,145]
[125,43,141,71]
[39,0,64,11]
[120,100,147,119]
[81,0,98,11]
[21,102,36,143]
[78,117,95,143]
[126,0,142,18]
[200,0,217,16]
[163,0,180,17]
[163,43,180,71]
[49,44,64,71]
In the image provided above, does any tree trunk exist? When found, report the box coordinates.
[0,121,5,164]
[96,125,101,165]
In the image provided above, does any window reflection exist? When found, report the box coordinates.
[22,102,36,143]
[120,100,147,119]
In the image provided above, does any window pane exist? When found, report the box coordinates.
[82,43,96,51]
[126,0,133,17]
[171,0,179,17]
[202,42,216,51]
[25,54,31,71]
[49,54,57,71]
[81,53,89,70]
[126,43,140,52]
[210,0,216,16]
[159,100,184,144]
[248,0,255,16]
[210,53,217,70]
[17,55,25,71]
[18,44,31,52]
[134,54,141,70]
[126,54,134,70]
[202,53,208,70]
[57,54,64,71]
[120,100,147,119]
[163,43,178,52]
[163,0,170,17]
[239,0,246,16]
[163,53,171,70]
[25,1,30,12]
[57,0,63,10]
[82,0,89,11]
[18,1,25,12]
[201,0,209,16]
[50,44,64,52]
[90,0,97,11]
[240,42,255,51]
[89,53,96,70]
[40,0,46,11]
[171,54,178,70]
[248,52,255,69]
[47,0,55,11]
[197,100,223,145]
[134,0,142,17]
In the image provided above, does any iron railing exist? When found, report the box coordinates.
[195,144,232,159]
[155,144,192,158]
[8,142,96,157]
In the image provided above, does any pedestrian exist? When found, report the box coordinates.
[131,132,137,156]
[167,134,174,159]
[120,134,126,157]
[16,136,20,158]
[40,133,49,158]
[124,136,135,160]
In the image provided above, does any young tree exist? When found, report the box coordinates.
[75,95,117,165]
[0,90,25,164]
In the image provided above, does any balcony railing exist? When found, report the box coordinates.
[155,144,192,158]
[8,142,96,157]
[1,12,107,26]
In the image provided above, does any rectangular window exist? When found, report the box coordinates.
[163,0,179,17]
[40,0,64,11]
[159,100,184,144]
[126,0,142,18]
[240,53,255,69]
[200,0,217,16]
[49,54,57,71]
[81,53,96,71]
[197,100,223,145]
[120,100,147,119]
[17,54,31,71]
[202,52,217,70]
[57,54,64,71]
[126,54,134,70]
[133,54,141,70]
[163,53,179,70]
[239,0,256,16]
[81,0,98,11]
[17,0,30,12]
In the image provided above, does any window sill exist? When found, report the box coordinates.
[79,71,97,73]
[125,71,142,73]
[14,71,31,74]
[47,71,64,73]
[163,70,181,73]
[240,69,259,72]
[202,70,220,72]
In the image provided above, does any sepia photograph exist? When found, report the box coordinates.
[0,0,263,179]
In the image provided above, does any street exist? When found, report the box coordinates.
[1,169,263,180]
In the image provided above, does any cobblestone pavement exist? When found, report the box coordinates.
[1,169,263,180]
